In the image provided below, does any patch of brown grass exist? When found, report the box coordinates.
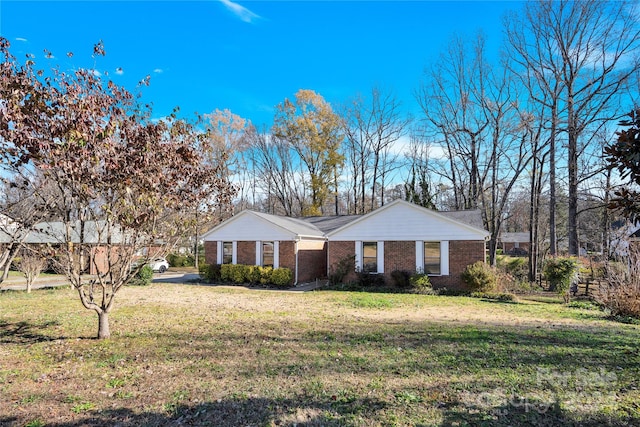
[1,284,638,426]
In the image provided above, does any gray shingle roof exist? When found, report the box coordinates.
[437,210,485,230]
[302,215,361,234]
[500,232,529,243]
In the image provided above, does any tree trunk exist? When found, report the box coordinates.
[549,102,558,256]
[567,96,579,256]
[98,311,111,339]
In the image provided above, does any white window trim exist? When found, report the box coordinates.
[415,240,424,273]
[256,240,278,268]
[218,241,237,265]
[356,240,384,274]
[440,241,449,276]
[377,241,384,274]
[273,241,279,269]
[232,241,237,264]
[416,240,449,276]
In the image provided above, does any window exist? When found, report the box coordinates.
[424,242,441,275]
[362,242,378,273]
[222,242,233,264]
[262,241,274,267]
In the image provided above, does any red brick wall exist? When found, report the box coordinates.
[204,241,217,265]
[327,241,357,282]
[384,241,416,273]
[429,240,486,290]
[297,240,327,283]
[328,240,486,289]
[203,239,328,284]
[237,241,255,265]
[279,241,295,271]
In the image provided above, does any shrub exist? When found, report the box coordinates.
[597,250,640,319]
[328,256,355,285]
[390,270,411,288]
[543,257,579,297]
[497,255,529,283]
[270,268,293,288]
[355,271,386,288]
[221,264,248,283]
[461,261,497,292]
[247,265,262,285]
[199,263,221,283]
[409,271,433,293]
[129,265,153,286]
[258,266,273,285]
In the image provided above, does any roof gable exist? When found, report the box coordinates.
[327,199,489,241]
[203,210,325,241]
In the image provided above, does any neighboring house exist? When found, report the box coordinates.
[499,232,530,256]
[203,200,490,289]
[2,220,134,275]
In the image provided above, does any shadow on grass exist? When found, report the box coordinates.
[6,395,387,427]
[438,397,637,427]
[0,319,63,344]
[5,395,636,427]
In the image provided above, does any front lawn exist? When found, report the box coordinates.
[0,284,638,426]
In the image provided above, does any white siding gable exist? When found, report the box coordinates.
[203,211,297,242]
[328,200,488,241]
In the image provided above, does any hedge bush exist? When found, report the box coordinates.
[199,263,221,282]
[270,267,293,287]
[543,257,579,294]
[217,263,292,287]
[129,265,153,286]
[461,261,497,292]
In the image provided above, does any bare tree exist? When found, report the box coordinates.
[505,0,640,256]
[341,87,411,213]
[249,127,307,216]
[417,32,534,264]
[16,249,47,293]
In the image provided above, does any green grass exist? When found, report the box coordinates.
[1,283,638,426]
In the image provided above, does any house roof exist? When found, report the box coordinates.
[202,210,326,241]
[24,221,129,244]
[326,199,489,241]
[0,220,130,245]
[303,215,361,234]
[500,232,529,243]
[203,200,490,242]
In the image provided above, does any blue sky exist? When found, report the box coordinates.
[0,0,522,127]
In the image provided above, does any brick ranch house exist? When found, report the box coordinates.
[203,200,490,289]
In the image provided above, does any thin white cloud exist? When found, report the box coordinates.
[153,68,163,74]
[15,37,28,42]
[92,69,102,77]
[219,0,261,24]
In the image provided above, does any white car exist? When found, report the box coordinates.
[148,257,169,273]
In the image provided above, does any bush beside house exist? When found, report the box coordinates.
[199,263,293,288]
